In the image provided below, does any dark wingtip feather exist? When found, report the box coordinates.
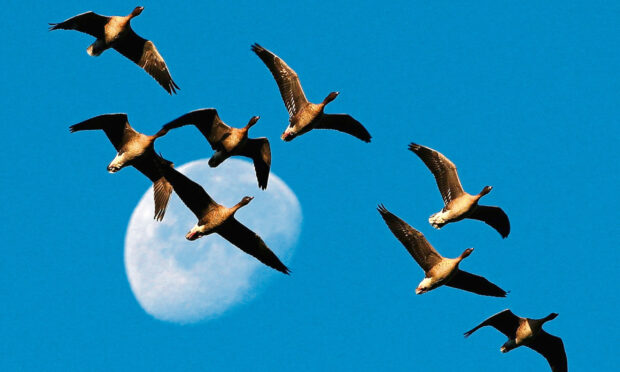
[153,210,164,221]
[68,123,82,133]
[377,204,392,218]
[167,81,180,95]
[487,286,509,298]
[277,264,291,275]
[408,142,421,152]
[251,43,264,53]
[501,223,510,238]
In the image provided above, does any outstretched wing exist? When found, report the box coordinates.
[238,138,271,190]
[217,218,290,274]
[69,113,135,151]
[113,29,179,94]
[157,109,231,149]
[49,11,109,38]
[527,331,568,372]
[316,114,371,143]
[158,161,215,219]
[251,43,308,117]
[377,205,442,271]
[468,205,510,238]
[445,270,507,297]
[132,154,173,221]
[409,143,465,205]
[464,309,520,338]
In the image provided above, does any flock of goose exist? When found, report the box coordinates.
[52,6,567,371]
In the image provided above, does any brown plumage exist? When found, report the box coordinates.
[50,6,179,94]
[69,113,172,221]
[158,109,271,189]
[465,309,567,372]
[377,205,507,297]
[409,143,510,238]
[157,160,289,274]
[251,43,371,143]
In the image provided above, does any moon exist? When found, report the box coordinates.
[124,158,302,324]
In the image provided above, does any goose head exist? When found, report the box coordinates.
[460,247,474,260]
[231,196,254,214]
[238,196,254,207]
[544,313,559,322]
[130,6,144,18]
[478,186,493,197]
[245,116,260,130]
[322,91,339,105]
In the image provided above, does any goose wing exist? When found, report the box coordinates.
[132,154,173,221]
[409,143,465,205]
[445,270,507,297]
[69,113,136,151]
[526,331,568,372]
[217,218,290,274]
[377,205,442,271]
[158,109,231,150]
[112,28,179,94]
[158,162,215,219]
[316,114,372,143]
[49,11,109,38]
[464,309,520,338]
[237,138,271,190]
[251,43,308,117]
[467,205,510,238]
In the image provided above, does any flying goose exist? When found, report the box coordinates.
[465,309,567,372]
[157,159,290,274]
[251,43,371,143]
[50,6,179,94]
[408,143,510,238]
[377,205,507,297]
[158,109,271,189]
[69,113,172,221]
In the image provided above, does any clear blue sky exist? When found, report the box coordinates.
[2,1,618,370]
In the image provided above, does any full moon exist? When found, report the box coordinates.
[124,158,302,324]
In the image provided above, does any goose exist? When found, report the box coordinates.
[158,109,271,189]
[465,309,567,372]
[377,205,507,297]
[69,113,172,221]
[50,6,179,94]
[408,143,510,238]
[251,43,371,143]
[157,159,290,274]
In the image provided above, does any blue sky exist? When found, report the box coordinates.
[2,1,618,370]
